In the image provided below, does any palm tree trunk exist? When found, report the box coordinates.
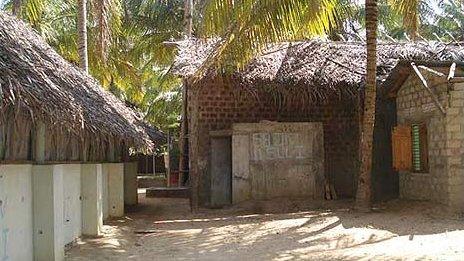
[183,0,193,37]
[356,0,378,210]
[12,0,21,17]
[77,0,89,73]
[180,0,193,206]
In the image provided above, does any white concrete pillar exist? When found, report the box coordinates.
[124,162,138,206]
[61,165,82,245]
[81,164,103,236]
[101,165,109,220]
[32,165,64,261]
[105,163,124,217]
[0,165,33,261]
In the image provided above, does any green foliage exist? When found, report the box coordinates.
[196,0,340,77]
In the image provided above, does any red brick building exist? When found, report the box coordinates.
[173,40,464,207]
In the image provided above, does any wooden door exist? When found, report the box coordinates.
[210,137,232,207]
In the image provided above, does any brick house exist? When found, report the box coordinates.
[173,40,464,209]
[387,61,464,210]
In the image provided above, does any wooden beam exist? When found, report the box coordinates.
[449,76,464,83]
[417,65,446,77]
[411,62,446,115]
[448,62,456,81]
[34,121,46,163]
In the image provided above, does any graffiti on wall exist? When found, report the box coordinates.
[251,132,309,161]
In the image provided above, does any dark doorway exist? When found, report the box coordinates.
[210,137,232,207]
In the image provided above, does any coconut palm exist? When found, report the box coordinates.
[77,0,89,72]
[355,0,378,211]
[12,0,20,16]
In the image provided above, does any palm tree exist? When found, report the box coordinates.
[77,0,88,72]
[355,0,378,211]
[12,0,21,17]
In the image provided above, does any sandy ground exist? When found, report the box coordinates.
[66,193,464,260]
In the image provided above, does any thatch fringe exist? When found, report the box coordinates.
[173,39,464,103]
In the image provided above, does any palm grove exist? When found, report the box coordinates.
[2,0,462,209]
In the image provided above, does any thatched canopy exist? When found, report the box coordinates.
[173,39,464,100]
[0,12,155,151]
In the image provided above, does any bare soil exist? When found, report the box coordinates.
[66,193,464,260]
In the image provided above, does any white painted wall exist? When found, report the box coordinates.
[81,164,103,236]
[0,164,34,261]
[33,164,64,261]
[106,163,124,217]
[1,162,126,260]
[102,165,109,220]
[33,164,83,260]
[124,162,138,206]
[60,164,82,245]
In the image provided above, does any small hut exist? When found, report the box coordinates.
[173,39,464,209]
[0,12,157,260]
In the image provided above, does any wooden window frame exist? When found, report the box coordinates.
[392,122,429,173]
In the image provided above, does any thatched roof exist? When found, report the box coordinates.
[173,39,464,99]
[0,12,156,150]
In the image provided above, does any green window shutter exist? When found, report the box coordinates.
[412,124,421,172]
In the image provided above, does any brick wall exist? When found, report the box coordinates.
[396,70,464,210]
[188,77,360,205]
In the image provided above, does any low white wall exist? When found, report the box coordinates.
[60,164,82,245]
[124,162,138,206]
[33,164,64,261]
[106,163,124,217]
[32,164,98,260]
[0,164,34,261]
[102,165,109,220]
[81,164,103,236]
[2,162,126,260]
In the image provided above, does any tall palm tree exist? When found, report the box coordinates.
[355,0,378,211]
[77,0,89,72]
[12,0,21,17]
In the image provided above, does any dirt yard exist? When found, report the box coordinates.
[66,193,464,260]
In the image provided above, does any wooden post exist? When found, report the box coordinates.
[153,154,156,176]
[411,62,446,115]
[166,130,171,187]
[35,121,46,163]
[448,62,456,81]
[183,0,193,37]
[179,81,189,187]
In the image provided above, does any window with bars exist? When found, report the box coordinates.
[392,123,428,172]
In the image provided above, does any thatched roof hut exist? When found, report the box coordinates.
[173,39,464,205]
[0,12,157,161]
[173,39,464,100]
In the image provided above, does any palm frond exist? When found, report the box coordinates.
[196,0,339,80]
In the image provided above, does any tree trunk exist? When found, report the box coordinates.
[356,0,378,211]
[189,87,200,212]
[181,0,193,208]
[77,0,89,73]
[12,0,21,17]
[183,0,193,37]
[178,81,189,187]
